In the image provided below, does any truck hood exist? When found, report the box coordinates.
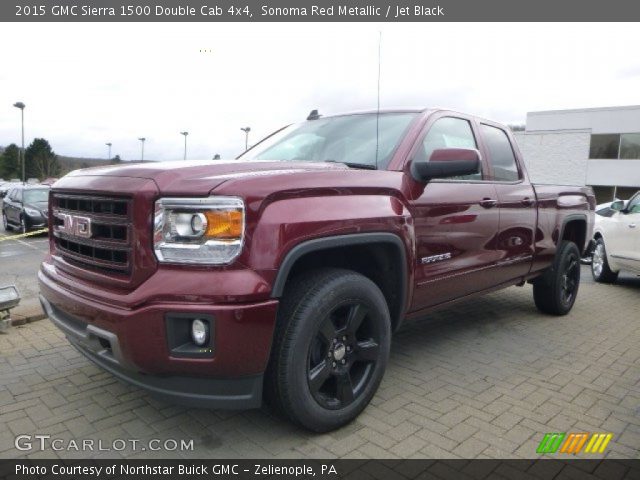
[64,160,350,195]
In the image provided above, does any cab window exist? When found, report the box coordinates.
[481,124,521,182]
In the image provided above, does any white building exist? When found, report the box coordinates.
[514,105,640,202]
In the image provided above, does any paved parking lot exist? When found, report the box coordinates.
[0,220,48,320]
[1,245,638,460]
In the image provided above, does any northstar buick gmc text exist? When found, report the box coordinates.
[39,108,595,431]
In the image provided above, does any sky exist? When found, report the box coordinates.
[0,22,639,161]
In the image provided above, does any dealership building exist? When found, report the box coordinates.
[514,105,640,203]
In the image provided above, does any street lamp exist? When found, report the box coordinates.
[106,142,112,160]
[138,137,146,162]
[13,102,25,184]
[180,132,188,160]
[240,127,251,151]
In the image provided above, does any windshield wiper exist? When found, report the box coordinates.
[323,160,377,170]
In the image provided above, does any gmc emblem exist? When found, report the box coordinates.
[57,213,92,239]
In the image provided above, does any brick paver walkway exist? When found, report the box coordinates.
[1,268,638,459]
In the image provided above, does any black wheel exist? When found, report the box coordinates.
[533,241,581,315]
[265,268,391,432]
[2,212,12,231]
[591,237,618,283]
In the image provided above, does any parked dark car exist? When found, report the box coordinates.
[2,184,50,233]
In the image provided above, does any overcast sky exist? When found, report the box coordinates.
[0,22,638,161]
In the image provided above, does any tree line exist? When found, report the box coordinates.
[0,138,120,181]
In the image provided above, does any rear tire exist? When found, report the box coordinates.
[591,237,618,283]
[265,268,391,432]
[533,241,581,315]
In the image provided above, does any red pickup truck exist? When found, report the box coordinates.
[39,108,595,431]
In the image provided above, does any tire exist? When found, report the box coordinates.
[533,241,582,315]
[591,237,618,283]
[265,268,391,432]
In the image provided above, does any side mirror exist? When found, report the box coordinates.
[411,148,481,183]
[611,200,625,212]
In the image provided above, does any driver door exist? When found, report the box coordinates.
[406,114,501,311]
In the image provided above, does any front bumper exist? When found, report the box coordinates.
[25,212,47,230]
[41,294,262,408]
[38,264,279,409]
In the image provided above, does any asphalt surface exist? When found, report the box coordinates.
[0,217,48,316]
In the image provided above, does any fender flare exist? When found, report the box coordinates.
[558,213,588,253]
[270,232,409,326]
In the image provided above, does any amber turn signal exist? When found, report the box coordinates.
[204,209,243,239]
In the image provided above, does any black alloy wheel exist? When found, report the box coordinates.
[307,301,382,410]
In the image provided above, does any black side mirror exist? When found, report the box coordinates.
[411,148,481,183]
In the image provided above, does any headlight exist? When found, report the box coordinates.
[153,196,244,264]
[24,207,40,216]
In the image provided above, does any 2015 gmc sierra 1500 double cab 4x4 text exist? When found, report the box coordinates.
[39,108,595,431]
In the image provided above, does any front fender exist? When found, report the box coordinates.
[247,193,414,288]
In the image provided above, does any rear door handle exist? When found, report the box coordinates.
[521,197,535,207]
[480,198,498,209]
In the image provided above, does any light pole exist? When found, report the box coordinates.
[106,142,112,160]
[240,127,251,151]
[180,132,188,160]
[13,102,25,184]
[138,137,146,162]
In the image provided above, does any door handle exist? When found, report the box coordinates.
[480,198,498,209]
[521,197,535,207]
[629,224,637,229]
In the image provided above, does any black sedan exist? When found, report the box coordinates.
[2,185,50,233]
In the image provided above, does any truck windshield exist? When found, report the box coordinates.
[239,112,417,169]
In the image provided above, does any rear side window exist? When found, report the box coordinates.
[481,124,520,181]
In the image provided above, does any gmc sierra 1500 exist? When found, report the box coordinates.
[39,108,595,431]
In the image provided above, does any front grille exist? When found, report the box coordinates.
[52,193,132,276]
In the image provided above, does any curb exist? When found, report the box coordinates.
[10,312,48,326]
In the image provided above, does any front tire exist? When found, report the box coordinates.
[265,268,391,432]
[533,241,581,315]
[591,237,618,283]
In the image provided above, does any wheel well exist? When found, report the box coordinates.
[561,219,587,253]
[280,242,406,331]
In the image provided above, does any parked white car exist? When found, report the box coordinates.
[591,191,640,282]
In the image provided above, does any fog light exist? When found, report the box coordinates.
[191,319,209,346]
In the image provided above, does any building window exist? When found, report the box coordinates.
[620,133,640,159]
[589,133,640,159]
[589,134,620,159]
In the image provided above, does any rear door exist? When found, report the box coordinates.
[406,113,501,311]
[478,122,537,283]
[6,188,19,224]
